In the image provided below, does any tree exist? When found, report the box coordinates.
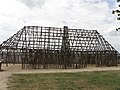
[112,0,120,31]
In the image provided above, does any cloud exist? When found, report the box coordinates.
[109,30,120,36]
[0,0,120,52]
[18,0,46,9]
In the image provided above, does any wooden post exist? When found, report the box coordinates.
[0,26,118,69]
[0,61,2,71]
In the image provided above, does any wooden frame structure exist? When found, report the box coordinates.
[0,26,118,69]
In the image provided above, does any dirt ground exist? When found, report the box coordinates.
[0,64,21,90]
[0,64,120,90]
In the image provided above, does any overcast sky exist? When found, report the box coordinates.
[0,0,120,52]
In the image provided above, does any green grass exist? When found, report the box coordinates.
[8,71,120,90]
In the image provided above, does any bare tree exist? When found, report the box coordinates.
[112,0,120,31]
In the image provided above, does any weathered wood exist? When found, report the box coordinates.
[0,26,118,69]
[0,61,2,70]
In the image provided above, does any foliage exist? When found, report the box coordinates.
[113,0,120,31]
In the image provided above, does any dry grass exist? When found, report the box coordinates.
[1,64,120,90]
[8,71,120,90]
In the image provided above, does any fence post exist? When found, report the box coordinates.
[0,61,2,71]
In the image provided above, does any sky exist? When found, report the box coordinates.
[0,0,120,52]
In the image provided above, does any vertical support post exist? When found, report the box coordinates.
[0,61,2,71]
[61,26,70,69]
[6,48,8,67]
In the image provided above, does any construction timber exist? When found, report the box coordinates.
[0,26,118,69]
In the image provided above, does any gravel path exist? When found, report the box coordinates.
[0,64,120,90]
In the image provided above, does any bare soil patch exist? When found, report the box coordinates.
[0,64,120,90]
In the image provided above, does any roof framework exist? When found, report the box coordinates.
[0,26,118,69]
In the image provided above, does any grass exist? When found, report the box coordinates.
[8,71,120,90]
